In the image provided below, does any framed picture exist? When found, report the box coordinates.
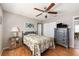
[25,23,34,28]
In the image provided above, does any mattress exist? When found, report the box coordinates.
[23,34,55,56]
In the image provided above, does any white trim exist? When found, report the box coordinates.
[0,47,9,56]
[3,47,9,50]
[72,16,79,48]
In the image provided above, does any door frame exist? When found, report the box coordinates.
[73,16,79,48]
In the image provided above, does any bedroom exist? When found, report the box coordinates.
[0,3,79,56]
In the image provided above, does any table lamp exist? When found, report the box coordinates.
[11,27,20,37]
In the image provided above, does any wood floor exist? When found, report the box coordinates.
[2,45,79,56]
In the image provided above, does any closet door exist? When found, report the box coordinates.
[49,22,56,37]
[43,22,56,37]
[43,23,50,36]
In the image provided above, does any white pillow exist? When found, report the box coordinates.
[27,34,36,36]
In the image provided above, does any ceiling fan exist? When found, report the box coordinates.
[34,3,58,18]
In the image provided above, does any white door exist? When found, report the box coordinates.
[37,24,42,35]
[43,23,50,36]
[43,22,56,37]
[49,22,56,37]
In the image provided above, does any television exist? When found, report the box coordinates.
[57,23,68,28]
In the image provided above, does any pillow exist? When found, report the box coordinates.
[27,34,37,36]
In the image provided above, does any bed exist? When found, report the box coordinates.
[23,32,55,56]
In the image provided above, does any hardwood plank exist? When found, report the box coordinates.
[1,45,79,56]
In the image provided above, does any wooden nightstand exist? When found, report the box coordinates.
[9,36,22,49]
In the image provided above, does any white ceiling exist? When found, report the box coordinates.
[1,3,79,20]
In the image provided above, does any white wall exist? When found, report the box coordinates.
[3,11,41,48]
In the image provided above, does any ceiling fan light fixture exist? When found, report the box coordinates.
[34,3,58,17]
[45,15,47,18]
[44,7,47,9]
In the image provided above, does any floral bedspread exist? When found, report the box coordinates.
[23,34,55,56]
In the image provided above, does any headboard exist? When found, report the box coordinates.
[22,31,36,39]
[23,31,37,36]
[21,31,36,42]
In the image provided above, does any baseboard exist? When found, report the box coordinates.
[3,47,9,50]
[0,47,9,56]
[69,44,74,48]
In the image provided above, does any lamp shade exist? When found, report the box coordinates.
[11,27,20,32]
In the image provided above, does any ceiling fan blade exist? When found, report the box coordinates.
[48,11,57,14]
[46,3,55,11]
[34,8,44,12]
[36,13,43,17]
